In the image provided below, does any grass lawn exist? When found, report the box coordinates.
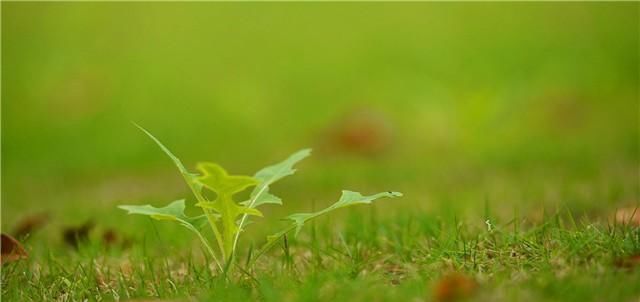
[2,2,639,301]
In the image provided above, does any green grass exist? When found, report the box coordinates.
[2,211,639,301]
[2,2,639,301]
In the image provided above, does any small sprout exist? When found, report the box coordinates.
[118,125,402,275]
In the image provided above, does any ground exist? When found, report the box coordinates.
[1,2,639,301]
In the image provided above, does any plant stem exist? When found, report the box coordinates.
[203,210,226,260]
[183,176,227,262]
[181,221,223,273]
[250,224,297,267]
[231,184,268,261]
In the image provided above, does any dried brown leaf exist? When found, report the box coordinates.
[1,233,28,264]
[614,207,640,226]
[12,212,50,239]
[63,220,95,249]
[322,107,393,156]
[433,272,477,302]
[102,229,118,246]
[614,254,640,270]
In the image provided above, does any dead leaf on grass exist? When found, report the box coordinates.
[433,272,477,302]
[614,254,640,270]
[63,220,95,249]
[613,207,640,226]
[102,228,133,249]
[102,229,118,246]
[13,212,50,239]
[1,233,28,264]
[321,107,393,156]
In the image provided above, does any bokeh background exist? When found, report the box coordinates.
[2,3,638,238]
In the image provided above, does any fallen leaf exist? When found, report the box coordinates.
[12,212,50,239]
[433,272,477,302]
[614,254,640,270]
[1,233,28,264]
[540,91,587,133]
[614,207,640,226]
[322,107,393,156]
[102,229,118,246]
[101,228,133,249]
[63,220,94,249]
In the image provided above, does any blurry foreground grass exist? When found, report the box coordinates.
[2,212,639,301]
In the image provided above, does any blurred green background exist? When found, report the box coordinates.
[2,3,638,232]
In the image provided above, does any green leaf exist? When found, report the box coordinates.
[197,162,258,195]
[232,149,311,258]
[133,124,226,258]
[330,190,403,209]
[249,149,311,208]
[240,190,281,207]
[286,190,402,235]
[118,200,208,227]
[254,190,402,263]
[119,199,223,272]
[254,149,312,186]
[195,162,262,257]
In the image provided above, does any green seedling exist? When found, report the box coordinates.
[119,125,402,274]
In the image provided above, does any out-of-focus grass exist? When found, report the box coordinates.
[1,2,638,301]
[3,2,637,219]
[2,212,640,301]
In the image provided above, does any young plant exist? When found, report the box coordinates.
[118,125,402,273]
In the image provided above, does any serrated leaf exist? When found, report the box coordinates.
[197,201,263,217]
[241,190,282,207]
[330,190,402,210]
[195,162,262,257]
[133,124,227,258]
[119,199,223,271]
[118,200,208,228]
[254,190,402,263]
[232,149,311,257]
[254,149,312,185]
[197,162,258,195]
[286,190,402,235]
[248,149,311,208]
